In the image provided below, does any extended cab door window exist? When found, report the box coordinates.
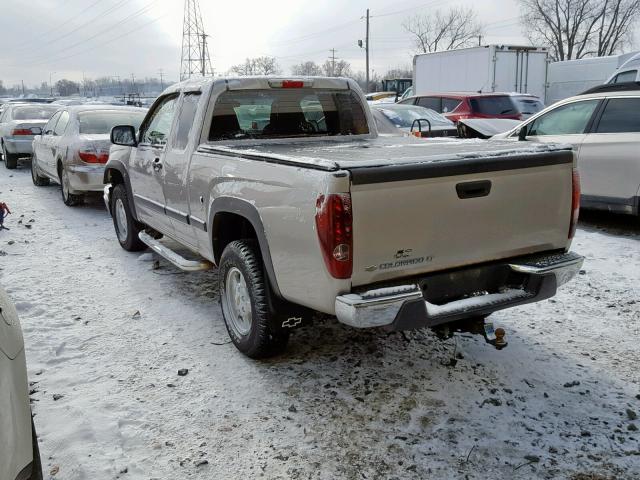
[527,100,599,136]
[173,92,202,150]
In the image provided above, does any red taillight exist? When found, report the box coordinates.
[12,128,33,136]
[282,80,304,88]
[569,169,581,239]
[78,150,109,164]
[315,193,353,279]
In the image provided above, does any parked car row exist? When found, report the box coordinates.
[0,103,146,206]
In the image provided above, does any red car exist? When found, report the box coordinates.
[398,93,522,122]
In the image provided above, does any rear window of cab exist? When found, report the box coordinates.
[209,89,369,141]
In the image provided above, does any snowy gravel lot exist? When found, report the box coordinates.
[1,164,639,480]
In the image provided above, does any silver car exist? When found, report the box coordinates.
[31,105,146,206]
[494,84,640,216]
[371,103,457,137]
[0,286,42,480]
[0,104,59,169]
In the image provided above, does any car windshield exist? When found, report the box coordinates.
[12,105,58,120]
[469,96,518,115]
[374,105,453,128]
[78,110,146,134]
[209,88,369,140]
[512,96,545,115]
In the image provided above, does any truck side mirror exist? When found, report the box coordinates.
[518,125,528,141]
[111,125,138,147]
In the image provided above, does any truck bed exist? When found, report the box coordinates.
[203,137,575,288]
[201,137,571,174]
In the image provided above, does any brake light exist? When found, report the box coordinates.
[568,169,580,239]
[78,150,109,164]
[12,128,33,135]
[315,193,353,279]
[268,80,312,88]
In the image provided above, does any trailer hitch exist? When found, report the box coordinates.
[432,317,508,350]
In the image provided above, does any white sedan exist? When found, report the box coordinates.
[0,286,42,480]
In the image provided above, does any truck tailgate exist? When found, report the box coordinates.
[348,150,574,287]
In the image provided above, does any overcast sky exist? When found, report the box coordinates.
[0,0,527,87]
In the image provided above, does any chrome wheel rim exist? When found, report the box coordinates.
[223,267,252,336]
[114,198,128,243]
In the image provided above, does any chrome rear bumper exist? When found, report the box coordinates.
[335,251,584,329]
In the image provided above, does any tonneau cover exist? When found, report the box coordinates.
[199,137,572,173]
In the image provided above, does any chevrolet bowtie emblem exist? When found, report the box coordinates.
[282,317,302,328]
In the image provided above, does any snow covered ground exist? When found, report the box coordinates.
[1,165,639,480]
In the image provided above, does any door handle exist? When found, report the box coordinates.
[456,180,492,199]
[153,158,163,172]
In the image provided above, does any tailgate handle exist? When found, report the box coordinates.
[456,180,492,199]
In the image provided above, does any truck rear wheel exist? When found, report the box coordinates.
[219,240,289,358]
[111,184,146,252]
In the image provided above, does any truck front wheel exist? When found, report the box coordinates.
[111,184,146,252]
[219,240,289,358]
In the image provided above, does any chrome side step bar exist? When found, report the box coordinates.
[138,232,213,272]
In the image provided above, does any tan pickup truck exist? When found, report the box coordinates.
[104,76,583,358]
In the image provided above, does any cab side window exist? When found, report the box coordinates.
[595,98,640,133]
[141,95,179,146]
[528,100,599,136]
[442,98,461,113]
[43,112,61,135]
[611,70,637,84]
[54,111,70,136]
[173,92,201,150]
[417,96,442,112]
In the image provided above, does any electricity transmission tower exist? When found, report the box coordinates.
[179,0,213,81]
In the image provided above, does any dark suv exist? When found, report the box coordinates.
[398,93,522,122]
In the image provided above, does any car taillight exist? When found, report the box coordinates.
[569,168,580,239]
[12,128,33,135]
[315,193,353,279]
[78,149,109,164]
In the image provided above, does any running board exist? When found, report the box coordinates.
[138,232,213,272]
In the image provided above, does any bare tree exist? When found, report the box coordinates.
[519,0,640,61]
[230,57,281,76]
[403,7,482,53]
[291,61,323,76]
[322,59,352,77]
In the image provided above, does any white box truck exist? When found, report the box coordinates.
[545,51,639,104]
[413,45,549,100]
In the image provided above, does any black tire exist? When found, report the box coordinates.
[31,153,50,186]
[30,417,43,480]
[3,144,17,169]
[111,183,146,251]
[59,165,83,206]
[219,240,289,358]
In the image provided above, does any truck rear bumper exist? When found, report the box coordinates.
[335,251,583,329]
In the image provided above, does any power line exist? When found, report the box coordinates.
[10,0,104,52]
[15,0,164,67]
[18,13,170,69]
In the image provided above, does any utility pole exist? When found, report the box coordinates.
[478,35,482,46]
[365,8,370,93]
[21,80,25,96]
[158,69,165,90]
[131,73,136,93]
[329,49,337,76]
